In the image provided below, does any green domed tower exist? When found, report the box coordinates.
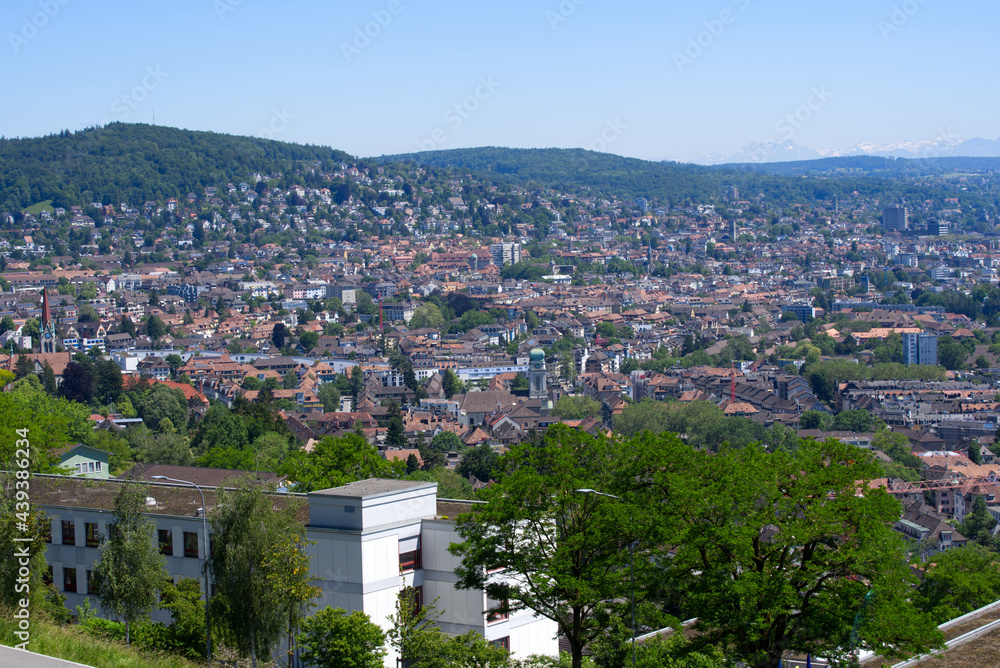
[528,348,547,400]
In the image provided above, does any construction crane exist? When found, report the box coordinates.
[886,474,1000,494]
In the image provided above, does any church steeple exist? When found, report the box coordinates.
[40,288,56,354]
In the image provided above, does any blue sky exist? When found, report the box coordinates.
[1,0,997,161]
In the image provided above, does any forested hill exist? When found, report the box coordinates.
[0,123,353,213]
[381,146,980,209]
[382,147,721,204]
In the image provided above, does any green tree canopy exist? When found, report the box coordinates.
[298,607,387,668]
[93,482,168,645]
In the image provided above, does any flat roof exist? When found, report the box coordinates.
[310,478,436,499]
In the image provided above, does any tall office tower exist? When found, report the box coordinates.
[883,205,909,232]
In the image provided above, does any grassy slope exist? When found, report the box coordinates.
[0,612,200,668]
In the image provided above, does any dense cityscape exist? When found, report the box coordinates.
[3,122,1000,667]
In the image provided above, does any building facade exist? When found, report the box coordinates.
[489,243,522,268]
[33,476,558,667]
[883,205,909,232]
[902,332,938,366]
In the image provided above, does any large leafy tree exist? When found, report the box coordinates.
[208,477,315,667]
[661,439,943,668]
[551,395,601,420]
[915,545,1000,623]
[450,425,675,668]
[298,607,387,668]
[92,482,168,645]
[281,433,404,492]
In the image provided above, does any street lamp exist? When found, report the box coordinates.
[575,489,637,668]
[151,476,212,661]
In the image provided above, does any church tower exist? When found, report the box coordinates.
[40,288,56,354]
[528,348,547,400]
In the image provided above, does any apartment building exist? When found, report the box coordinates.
[33,475,558,667]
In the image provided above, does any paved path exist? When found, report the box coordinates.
[0,645,94,667]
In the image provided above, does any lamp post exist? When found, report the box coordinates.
[151,476,212,662]
[575,488,636,668]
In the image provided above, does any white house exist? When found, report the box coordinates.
[33,475,558,667]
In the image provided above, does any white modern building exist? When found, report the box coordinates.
[490,243,522,268]
[33,475,558,667]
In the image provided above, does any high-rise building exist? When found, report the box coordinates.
[490,242,521,267]
[883,205,909,232]
[903,332,937,366]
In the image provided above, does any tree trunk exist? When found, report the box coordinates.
[125,619,130,646]
[251,634,257,668]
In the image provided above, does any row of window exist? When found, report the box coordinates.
[73,461,102,475]
[53,521,200,557]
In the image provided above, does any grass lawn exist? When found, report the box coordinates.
[22,200,55,215]
[0,612,202,668]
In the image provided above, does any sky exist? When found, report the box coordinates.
[1,0,998,162]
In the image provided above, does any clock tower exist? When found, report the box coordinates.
[528,348,547,400]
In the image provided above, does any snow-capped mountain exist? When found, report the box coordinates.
[680,137,1000,165]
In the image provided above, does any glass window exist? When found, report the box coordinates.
[43,565,53,586]
[61,520,75,545]
[86,570,95,593]
[85,522,100,548]
[63,567,77,593]
[487,598,510,623]
[490,636,510,652]
[158,529,173,556]
[183,531,199,558]
[399,549,421,573]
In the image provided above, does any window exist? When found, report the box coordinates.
[399,549,421,573]
[487,598,510,624]
[86,570,95,593]
[85,522,100,548]
[43,566,53,586]
[61,520,75,545]
[158,529,173,556]
[344,505,356,513]
[95,461,101,472]
[42,521,51,544]
[183,532,199,558]
[63,567,77,593]
[490,636,510,652]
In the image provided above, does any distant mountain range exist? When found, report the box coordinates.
[684,137,1000,165]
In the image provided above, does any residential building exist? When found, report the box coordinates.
[902,332,937,366]
[33,475,559,667]
[490,243,522,268]
[883,205,909,232]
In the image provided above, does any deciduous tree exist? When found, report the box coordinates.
[93,482,168,645]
